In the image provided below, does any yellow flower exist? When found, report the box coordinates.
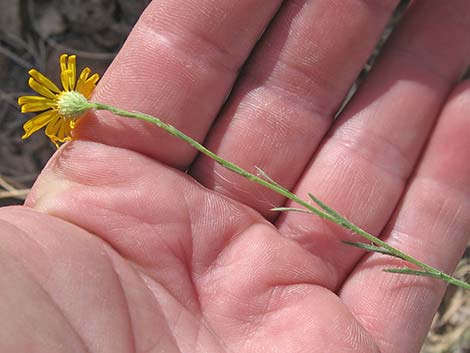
[18,54,100,148]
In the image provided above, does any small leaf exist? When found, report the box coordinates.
[308,193,342,218]
[308,193,370,235]
[384,268,442,280]
[255,166,282,187]
[271,207,311,214]
[342,241,397,257]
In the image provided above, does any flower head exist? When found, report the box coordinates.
[18,54,100,147]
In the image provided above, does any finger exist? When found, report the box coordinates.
[277,0,470,289]
[190,0,399,218]
[339,80,470,353]
[76,0,283,169]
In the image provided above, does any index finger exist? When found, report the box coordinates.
[76,0,283,168]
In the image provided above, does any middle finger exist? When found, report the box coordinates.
[190,0,400,219]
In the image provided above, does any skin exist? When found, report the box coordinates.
[1,0,469,352]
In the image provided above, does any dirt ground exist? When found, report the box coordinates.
[0,1,468,352]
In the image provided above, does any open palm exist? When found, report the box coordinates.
[1,1,469,352]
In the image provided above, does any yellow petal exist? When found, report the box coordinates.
[22,110,57,139]
[28,78,57,99]
[18,95,54,105]
[81,84,94,99]
[60,54,68,75]
[60,54,70,91]
[63,118,73,139]
[56,120,67,140]
[45,115,62,140]
[28,69,61,93]
[79,67,91,80]
[21,101,55,113]
[50,137,60,149]
[81,73,100,98]
[68,55,77,90]
[61,69,70,91]
[46,116,71,148]
[88,73,100,84]
[75,67,91,93]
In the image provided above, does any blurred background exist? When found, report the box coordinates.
[0,1,468,352]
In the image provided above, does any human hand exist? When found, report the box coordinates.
[1,1,469,352]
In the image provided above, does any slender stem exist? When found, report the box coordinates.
[89,102,469,290]
[90,102,326,217]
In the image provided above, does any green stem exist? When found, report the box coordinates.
[89,102,469,290]
[89,102,315,213]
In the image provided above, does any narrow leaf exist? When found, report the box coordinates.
[384,268,442,280]
[308,193,342,219]
[271,207,311,214]
[255,166,282,187]
[308,193,369,235]
[342,241,397,257]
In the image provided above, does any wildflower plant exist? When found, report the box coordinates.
[18,54,470,290]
